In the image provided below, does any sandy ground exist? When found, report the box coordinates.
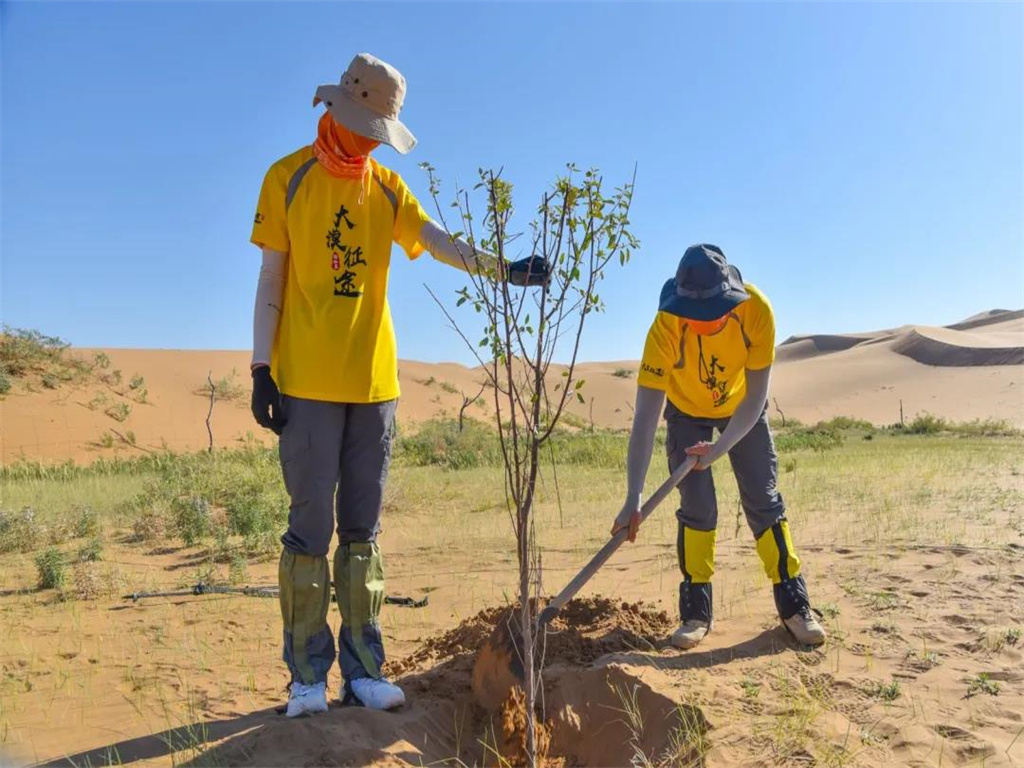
[1,434,1023,767]
[2,310,1022,465]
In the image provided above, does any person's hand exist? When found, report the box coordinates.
[611,499,642,543]
[684,441,716,470]
[506,256,552,288]
[251,365,286,435]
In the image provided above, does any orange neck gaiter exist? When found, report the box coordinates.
[312,112,380,179]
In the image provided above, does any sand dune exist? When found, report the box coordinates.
[892,324,1024,367]
[1,309,1021,464]
[775,334,877,363]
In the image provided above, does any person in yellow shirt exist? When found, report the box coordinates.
[612,244,825,650]
[250,53,549,717]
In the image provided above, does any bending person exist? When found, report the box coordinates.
[249,53,549,717]
[612,244,825,650]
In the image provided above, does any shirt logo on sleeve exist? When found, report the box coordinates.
[254,212,264,224]
[641,363,665,377]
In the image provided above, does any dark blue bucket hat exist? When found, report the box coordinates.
[658,244,750,321]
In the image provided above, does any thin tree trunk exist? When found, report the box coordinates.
[205,371,215,453]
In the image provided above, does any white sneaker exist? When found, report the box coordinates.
[670,619,711,650]
[350,677,405,711]
[783,607,827,646]
[286,681,328,718]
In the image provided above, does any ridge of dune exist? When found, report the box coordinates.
[775,333,879,363]
[946,308,1024,332]
[891,325,1024,367]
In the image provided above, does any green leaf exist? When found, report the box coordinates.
[576,392,585,404]
[575,379,586,390]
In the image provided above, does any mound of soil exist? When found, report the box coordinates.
[200,597,692,768]
[386,596,673,678]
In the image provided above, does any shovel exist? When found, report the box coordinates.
[471,456,698,709]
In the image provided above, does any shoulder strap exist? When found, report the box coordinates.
[285,157,318,211]
[674,322,688,369]
[285,156,398,221]
[371,172,398,219]
[728,312,752,349]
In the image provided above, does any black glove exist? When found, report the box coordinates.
[251,366,286,435]
[506,256,552,288]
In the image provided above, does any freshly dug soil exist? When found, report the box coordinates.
[386,596,673,677]
[202,597,689,768]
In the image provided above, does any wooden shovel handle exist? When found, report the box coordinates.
[539,456,698,625]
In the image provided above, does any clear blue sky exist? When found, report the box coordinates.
[2,1,1021,364]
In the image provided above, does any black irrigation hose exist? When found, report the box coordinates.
[122,582,428,608]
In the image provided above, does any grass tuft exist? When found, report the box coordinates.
[35,546,68,590]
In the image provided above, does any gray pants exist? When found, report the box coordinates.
[277,395,396,689]
[665,399,785,537]
[665,400,809,622]
[279,396,396,555]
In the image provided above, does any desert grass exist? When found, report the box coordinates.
[0,424,1021,765]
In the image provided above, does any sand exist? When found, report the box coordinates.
[1,444,1022,766]
[2,309,1022,465]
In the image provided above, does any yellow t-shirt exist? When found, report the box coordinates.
[636,284,776,418]
[251,147,432,403]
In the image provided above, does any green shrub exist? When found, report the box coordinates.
[816,416,874,431]
[172,495,212,547]
[131,504,168,542]
[99,368,123,387]
[0,326,90,388]
[72,505,100,538]
[242,529,280,559]
[946,419,1021,437]
[104,402,132,422]
[612,368,634,378]
[396,418,502,469]
[396,418,647,470]
[129,374,146,391]
[122,446,287,549]
[35,547,67,590]
[1,327,68,377]
[864,679,901,702]
[77,537,103,563]
[228,554,249,585]
[0,366,10,395]
[0,507,43,554]
[967,673,1000,697]
[549,430,632,468]
[906,413,946,435]
[203,370,246,401]
[775,426,843,453]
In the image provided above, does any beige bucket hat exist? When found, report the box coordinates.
[313,53,416,154]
